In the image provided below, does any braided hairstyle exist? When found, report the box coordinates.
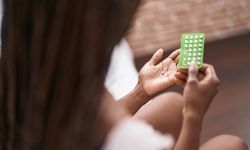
[0,0,140,149]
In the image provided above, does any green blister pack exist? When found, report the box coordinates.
[178,33,205,69]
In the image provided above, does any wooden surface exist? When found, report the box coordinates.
[134,32,250,146]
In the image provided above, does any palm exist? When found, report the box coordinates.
[139,58,177,96]
[137,49,189,97]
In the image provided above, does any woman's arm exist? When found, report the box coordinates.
[117,83,150,115]
[174,110,203,150]
[117,49,186,114]
[174,63,220,150]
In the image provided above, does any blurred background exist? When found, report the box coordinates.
[0,0,249,147]
[126,0,250,146]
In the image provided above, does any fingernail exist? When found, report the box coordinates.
[191,61,197,68]
[189,61,193,69]
[191,61,196,65]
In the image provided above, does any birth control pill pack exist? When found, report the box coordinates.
[178,33,205,69]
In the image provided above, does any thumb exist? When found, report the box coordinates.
[187,61,198,84]
[148,49,163,65]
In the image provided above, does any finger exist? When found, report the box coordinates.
[198,72,205,81]
[201,64,218,81]
[174,55,180,64]
[201,66,213,83]
[200,63,210,73]
[175,71,187,81]
[200,63,208,73]
[161,49,180,66]
[148,49,164,65]
[162,57,172,68]
[187,61,198,84]
[174,77,186,88]
[198,69,206,76]
[208,65,219,81]
[177,68,188,75]
[168,49,180,60]
[166,61,177,72]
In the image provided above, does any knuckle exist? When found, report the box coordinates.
[208,64,214,68]
[216,86,220,92]
[213,78,220,85]
[206,64,212,68]
[188,79,197,86]
[208,64,215,70]
[189,70,198,77]
[209,78,220,86]
[154,56,160,61]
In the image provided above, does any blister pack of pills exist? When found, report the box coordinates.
[178,33,205,68]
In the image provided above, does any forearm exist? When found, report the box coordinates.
[173,110,203,150]
[118,83,151,115]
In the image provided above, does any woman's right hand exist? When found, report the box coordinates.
[183,63,220,118]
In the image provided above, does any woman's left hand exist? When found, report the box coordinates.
[138,49,186,97]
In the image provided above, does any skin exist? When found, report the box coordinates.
[118,49,185,114]
[100,49,248,150]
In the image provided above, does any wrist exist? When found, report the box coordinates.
[133,82,151,102]
[183,107,204,124]
[118,83,151,115]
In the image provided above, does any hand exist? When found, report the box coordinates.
[138,49,180,97]
[174,68,206,87]
[183,63,220,117]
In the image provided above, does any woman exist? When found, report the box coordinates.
[0,0,248,149]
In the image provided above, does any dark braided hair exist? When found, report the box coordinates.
[0,0,140,149]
